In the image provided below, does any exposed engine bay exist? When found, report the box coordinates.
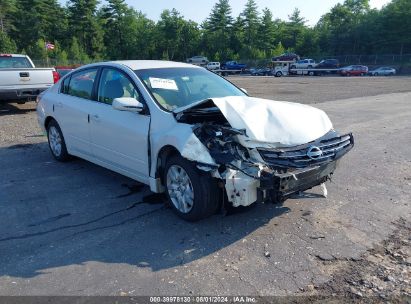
[174,97,354,207]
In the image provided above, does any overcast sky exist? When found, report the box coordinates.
[60,0,391,26]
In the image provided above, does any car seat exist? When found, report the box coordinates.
[101,80,124,104]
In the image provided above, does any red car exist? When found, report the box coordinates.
[54,65,82,77]
[272,52,300,62]
[340,65,368,76]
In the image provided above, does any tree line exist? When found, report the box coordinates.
[0,0,410,65]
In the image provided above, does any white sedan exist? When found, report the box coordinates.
[37,61,354,221]
[368,67,396,76]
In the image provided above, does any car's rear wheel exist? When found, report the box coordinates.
[164,155,219,221]
[275,71,282,77]
[374,72,379,76]
[47,119,70,162]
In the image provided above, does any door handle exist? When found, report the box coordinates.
[55,102,63,108]
[91,114,100,122]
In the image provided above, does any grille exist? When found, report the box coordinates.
[258,133,354,169]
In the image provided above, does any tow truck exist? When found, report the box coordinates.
[271,60,341,77]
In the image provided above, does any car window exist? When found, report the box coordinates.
[135,67,246,111]
[67,69,97,99]
[98,68,141,105]
[0,56,32,68]
[61,76,71,94]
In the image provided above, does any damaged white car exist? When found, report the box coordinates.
[37,61,354,221]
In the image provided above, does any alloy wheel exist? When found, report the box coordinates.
[166,165,194,214]
[48,126,62,157]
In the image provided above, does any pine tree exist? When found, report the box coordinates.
[67,0,104,59]
[241,0,259,47]
[258,8,276,57]
[11,0,67,54]
[285,8,306,49]
[101,0,131,59]
[203,0,234,60]
[0,0,16,34]
[0,31,17,53]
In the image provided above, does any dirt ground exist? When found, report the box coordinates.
[229,75,411,103]
[0,76,410,301]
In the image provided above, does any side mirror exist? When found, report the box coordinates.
[112,97,144,113]
[240,88,248,94]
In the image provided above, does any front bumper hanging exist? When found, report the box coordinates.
[257,132,354,202]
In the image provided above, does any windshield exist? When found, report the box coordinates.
[134,67,246,111]
[0,57,32,68]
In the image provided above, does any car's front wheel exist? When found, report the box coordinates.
[47,119,70,162]
[164,155,219,221]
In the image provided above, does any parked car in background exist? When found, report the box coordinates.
[315,59,340,69]
[186,56,209,65]
[368,67,396,76]
[37,60,354,221]
[206,62,220,70]
[221,61,247,70]
[340,65,368,76]
[55,66,75,78]
[291,59,316,69]
[272,53,300,62]
[250,67,272,76]
[0,54,59,104]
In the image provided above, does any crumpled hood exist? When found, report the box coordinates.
[211,96,333,147]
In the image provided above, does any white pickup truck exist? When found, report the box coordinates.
[0,54,59,104]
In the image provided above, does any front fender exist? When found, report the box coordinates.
[150,123,216,180]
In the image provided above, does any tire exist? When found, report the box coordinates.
[164,155,219,221]
[47,119,70,162]
[374,72,379,76]
[308,71,315,76]
[275,71,282,77]
[389,73,394,76]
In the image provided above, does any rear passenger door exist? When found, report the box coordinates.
[55,68,98,158]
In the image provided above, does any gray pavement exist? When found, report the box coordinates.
[0,78,410,296]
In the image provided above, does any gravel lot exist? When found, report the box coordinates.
[0,76,410,300]
[230,75,411,103]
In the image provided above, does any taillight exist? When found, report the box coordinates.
[52,71,60,83]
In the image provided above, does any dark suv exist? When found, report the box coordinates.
[314,59,340,75]
[316,59,340,69]
[272,53,300,62]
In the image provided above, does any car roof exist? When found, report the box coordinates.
[0,54,28,58]
[101,60,202,71]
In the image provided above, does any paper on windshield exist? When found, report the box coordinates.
[149,77,178,91]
